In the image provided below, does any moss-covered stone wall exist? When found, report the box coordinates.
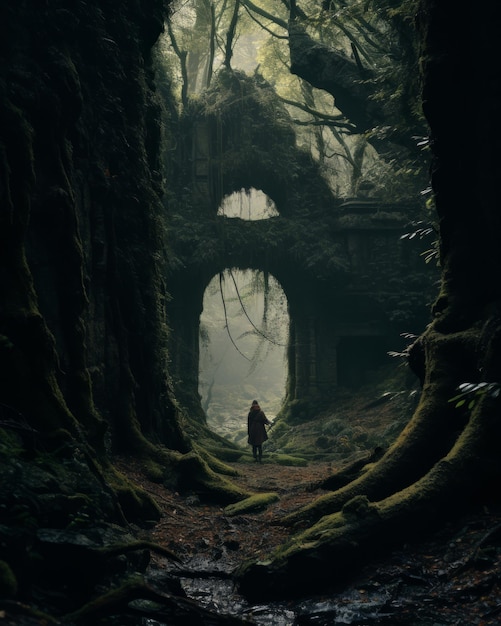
[167,71,437,418]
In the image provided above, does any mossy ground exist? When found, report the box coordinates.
[224,492,280,516]
[205,364,419,469]
[114,452,501,626]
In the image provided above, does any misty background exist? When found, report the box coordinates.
[199,189,288,444]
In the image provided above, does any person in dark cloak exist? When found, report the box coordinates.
[247,400,271,463]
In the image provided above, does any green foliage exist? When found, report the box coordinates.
[401,220,440,266]
[449,382,501,411]
[198,68,299,180]
[163,0,427,199]
[142,459,166,483]
[0,560,17,597]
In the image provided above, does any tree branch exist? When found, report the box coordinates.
[228,269,286,347]
[242,3,289,39]
[224,0,241,69]
[219,273,251,361]
[279,95,344,122]
[240,0,288,30]
[166,17,188,106]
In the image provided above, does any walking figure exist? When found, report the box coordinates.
[247,400,271,463]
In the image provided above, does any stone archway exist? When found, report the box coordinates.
[166,207,416,420]
[199,268,288,438]
[167,70,434,422]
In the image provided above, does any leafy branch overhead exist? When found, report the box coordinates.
[449,382,501,411]
[163,0,428,201]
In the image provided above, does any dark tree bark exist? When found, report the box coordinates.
[236,0,501,600]
[288,21,379,133]
[0,1,252,616]
[0,0,245,536]
[224,0,241,69]
[287,14,424,154]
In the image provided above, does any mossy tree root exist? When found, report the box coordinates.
[63,576,250,625]
[283,329,479,528]
[175,451,252,505]
[236,389,501,601]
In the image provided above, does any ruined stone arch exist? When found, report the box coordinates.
[217,188,279,221]
[167,199,415,422]
[198,266,287,427]
[167,70,434,424]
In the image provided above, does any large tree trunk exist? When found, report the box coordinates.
[0,0,177,454]
[0,0,245,528]
[236,0,501,600]
[0,2,251,614]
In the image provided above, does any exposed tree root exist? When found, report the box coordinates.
[236,388,501,601]
[308,446,385,492]
[63,576,252,625]
[452,521,501,575]
[175,451,252,504]
[0,600,59,625]
[283,330,478,528]
[95,539,182,563]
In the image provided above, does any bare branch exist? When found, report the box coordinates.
[165,16,188,107]
[242,3,289,39]
[291,118,354,130]
[228,270,286,347]
[219,273,251,361]
[240,0,288,30]
[278,95,346,123]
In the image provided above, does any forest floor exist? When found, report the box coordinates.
[115,452,501,626]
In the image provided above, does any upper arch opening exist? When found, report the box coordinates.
[217,188,279,221]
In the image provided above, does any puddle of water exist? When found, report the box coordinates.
[149,570,398,625]
[145,553,408,626]
[181,576,296,625]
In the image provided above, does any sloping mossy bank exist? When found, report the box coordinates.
[234,495,389,601]
[0,424,256,611]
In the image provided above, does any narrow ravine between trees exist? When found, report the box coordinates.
[3,2,501,625]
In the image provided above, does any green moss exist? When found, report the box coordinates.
[341,494,379,520]
[196,448,241,477]
[224,492,280,516]
[113,482,162,522]
[204,445,244,462]
[176,451,251,504]
[273,513,348,561]
[269,453,308,467]
[0,560,18,597]
[281,490,342,526]
[142,458,165,483]
[271,496,385,564]
[106,466,162,522]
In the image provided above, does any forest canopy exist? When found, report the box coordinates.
[162,0,429,201]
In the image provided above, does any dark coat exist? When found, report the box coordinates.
[247,405,270,446]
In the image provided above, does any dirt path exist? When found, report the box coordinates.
[115,456,334,566]
[115,456,501,625]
